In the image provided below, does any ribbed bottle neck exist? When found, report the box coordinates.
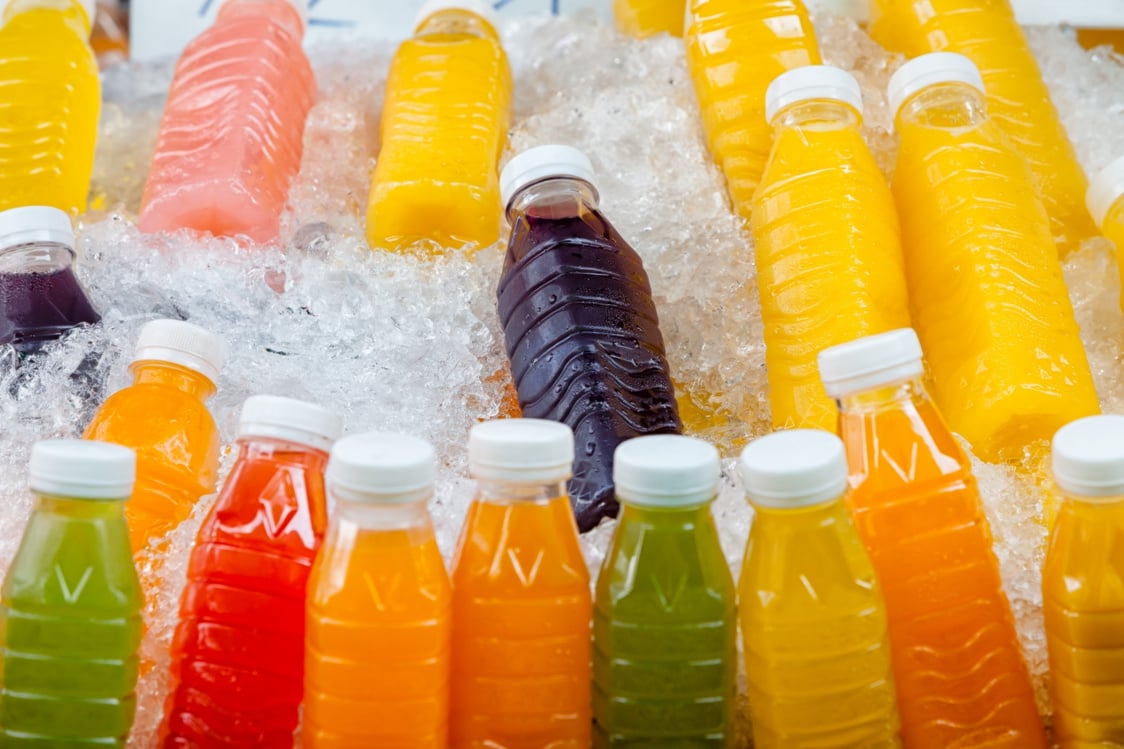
[128,361,217,400]
[507,178,599,222]
[772,99,861,132]
[897,83,988,131]
[475,478,568,505]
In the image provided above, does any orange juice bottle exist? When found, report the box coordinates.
[818,329,1046,749]
[305,432,451,749]
[367,0,512,252]
[1088,156,1124,308]
[869,0,1096,255]
[613,0,685,38]
[83,319,225,553]
[751,65,910,432]
[684,0,821,219]
[450,418,591,748]
[887,53,1098,461]
[1044,415,1124,746]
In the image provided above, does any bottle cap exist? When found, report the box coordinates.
[239,395,342,452]
[30,439,135,500]
[739,429,848,508]
[764,65,864,124]
[500,145,599,211]
[818,328,924,398]
[132,319,226,385]
[414,0,498,31]
[327,432,436,503]
[1087,155,1124,230]
[887,52,985,118]
[1052,415,1124,498]
[469,418,574,483]
[0,207,75,252]
[614,435,720,508]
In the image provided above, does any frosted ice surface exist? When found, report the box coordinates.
[0,11,1117,747]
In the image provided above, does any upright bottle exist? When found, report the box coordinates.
[751,65,911,432]
[869,0,1095,255]
[888,53,1098,461]
[593,435,736,747]
[83,319,225,553]
[0,0,99,214]
[818,328,1047,749]
[160,396,341,747]
[613,0,685,38]
[683,0,821,218]
[305,432,451,749]
[450,418,591,748]
[497,145,682,530]
[1088,156,1124,312]
[0,440,142,746]
[138,0,315,244]
[366,0,512,252]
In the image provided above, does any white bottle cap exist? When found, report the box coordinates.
[500,145,599,211]
[614,435,720,508]
[818,328,924,398]
[739,429,848,508]
[887,52,985,119]
[415,0,498,31]
[1052,415,1124,498]
[30,439,136,500]
[0,206,75,251]
[1087,155,1124,230]
[469,418,574,483]
[132,319,226,385]
[239,395,342,452]
[327,432,436,503]
[764,65,864,124]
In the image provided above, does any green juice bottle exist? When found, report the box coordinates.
[0,439,143,747]
[593,435,737,747]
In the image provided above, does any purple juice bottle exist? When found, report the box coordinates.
[497,145,682,531]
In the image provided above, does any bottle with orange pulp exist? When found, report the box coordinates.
[83,319,226,554]
[751,65,910,433]
[367,0,512,252]
[1088,156,1124,310]
[0,0,99,214]
[818,329,1047,749]
[887,53,1098,462]
[305,432,451,749]
[869,0,1095,256]
[683,0,821,219]
[160,396,341,747]
[613,0,685,38]
[1044,415,1124,746]
[138,0,315,244]
[451,418,591,748]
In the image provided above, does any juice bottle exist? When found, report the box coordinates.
[0,0,99,214]
[138,0,315,244]
[83,319,225,553]
[1044,415,1124,746]
[739,429,900,747]
[1088,156,1124,312]
[366,0,511,252]
[887,53,1098,462]
[613,0,685,38]
[305,432,451,749]
[751,65,911,433]
[450,418,591,748]
[497,145,682,531]
[818,328,1047,749]
[593,435,736,747]
[160,395,341,747]
[869,0,1096,256]
[683,0,821,219]
[0,439,142,746]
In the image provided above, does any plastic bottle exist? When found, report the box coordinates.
[0,0,99,215]
[869,0,1096,256]
[497,145,682,531]
[83,319,225,553]
[613,0,685,38]
[1044,415,1124,746]
[138,0,315,244]
[1088,156,1124,310]
[305,432,451,749]
[751,65,911,433]
[683,0,821,219]
[887,53,1098,462]
[366,0,512,252]
[0,439,142,746]
[160,395,341,747]
[593,435,736,747]
[818,328,1047,749]
[450,418,591,748]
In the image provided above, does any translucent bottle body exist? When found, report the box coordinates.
[0,240,99,356]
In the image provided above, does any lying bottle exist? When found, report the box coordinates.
[1088,155,1124,312]
[613,0,685,38]
[497,145,682,530]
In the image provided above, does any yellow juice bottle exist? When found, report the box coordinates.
[1088,156,1124,313]
[613,0,685,38]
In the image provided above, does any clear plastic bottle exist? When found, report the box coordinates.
[1088,155,1124,312]
[613,0,685,38]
